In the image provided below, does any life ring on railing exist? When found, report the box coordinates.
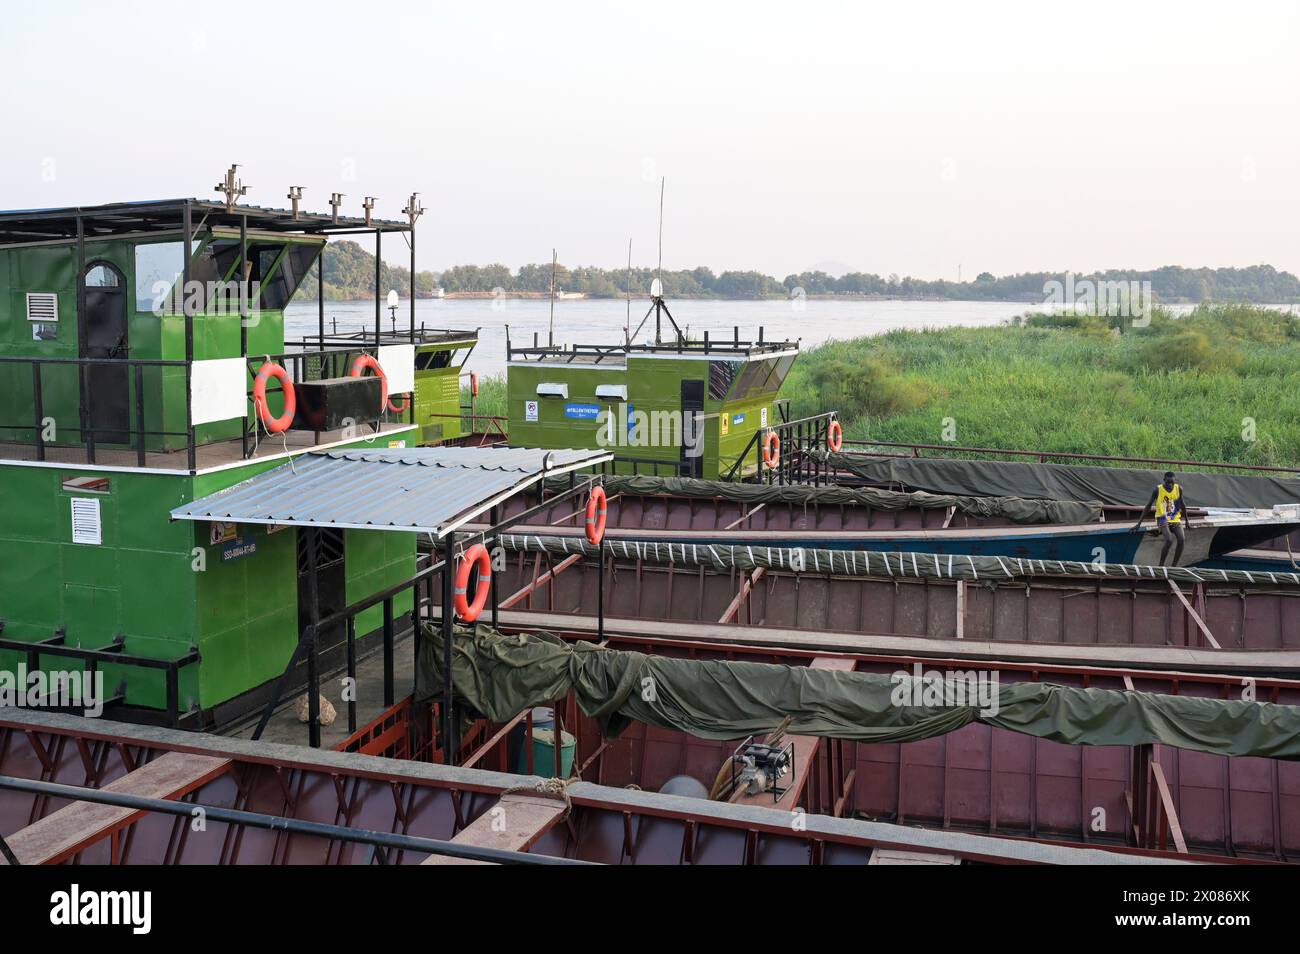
[585,486,608,545]
[253,361,296,434]
[762,430,781,469]
[827,420,843,453]
[454,543,492,623]
[470,372,479,397]
[349,354,390,413]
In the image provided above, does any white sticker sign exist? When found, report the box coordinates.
[525,400,539,422]
[760,406,768,427]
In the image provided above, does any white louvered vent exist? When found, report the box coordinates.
[26,292,58,322]
[70,497,102,545]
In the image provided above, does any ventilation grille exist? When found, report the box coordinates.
[26,292,58,322]
[70,497,102,545]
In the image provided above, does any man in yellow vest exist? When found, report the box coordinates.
[1131,471,1187,566]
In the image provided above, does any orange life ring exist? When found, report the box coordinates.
[453,543,492,623]
[349,354,390,413]
[253,361,295,434]
[470,372,479,397]
[827,420,843,453]
[585,486,608,545]
[762,430,780,469]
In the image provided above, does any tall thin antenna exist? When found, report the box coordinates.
[548,248,557,347]
[626,238,632,345]
[657,177,665,280]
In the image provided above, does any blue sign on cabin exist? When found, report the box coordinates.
[221,536,257,563]
[565,403,602,420]
[732,413,746,426]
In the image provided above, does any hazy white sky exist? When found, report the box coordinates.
[2,0,1297,279]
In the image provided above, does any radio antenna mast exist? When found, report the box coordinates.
[629,177,682,345]
[548,248,557,347]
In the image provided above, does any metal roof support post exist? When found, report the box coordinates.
[489,508,500,633]
[75,214,93,464]
[409,215,416,343]
[374,228,382,352]
[442,533,456,765]
[304,527,322,749]
[597,531,605,642]
[317,242,325,345]
[183,201,196,473]
[240,214,249,460]
[382,597,394,709]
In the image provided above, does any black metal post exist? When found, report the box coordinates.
[374,228,382,351]
[346,615,357,734]
[489,507,500,631]
[317,242,325,344]
[183,201,196,473]
[31,363,44,462]
[382,596,394,707]
[597,532,605,641]
[134,364,145,467]
[304,527,322,748]
[442,532,456,764]
[239,214,249,460]
[409,220,417,343]
[75,216,93,464]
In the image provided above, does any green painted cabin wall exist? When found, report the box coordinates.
[412,360,465,445]
[0,464,201,710]
[0,426,419,713]
[1,234,316,452]
[505,357,785,479]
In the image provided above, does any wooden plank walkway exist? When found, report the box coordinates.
[2,751,231,865]
[420,791,566,866]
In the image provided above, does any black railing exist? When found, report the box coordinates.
[838,438,1300,476]
[0,355,193,468]
[609,454,694,477]
[506,325,797,363]
[724,410,838,484]
[0,626,200,728]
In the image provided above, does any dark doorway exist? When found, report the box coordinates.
[82,262,130,444]
[679,379,705,478]
[297,528,347,651]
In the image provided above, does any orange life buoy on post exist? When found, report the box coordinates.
[470,372,479,397]
[827,420,843,453]
[349,354,391,414]
[453,543,492,623]
[585,486,608,545]
[253,361,296,434]
[762,430,781,469]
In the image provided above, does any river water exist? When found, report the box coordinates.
[285,297,1055,376]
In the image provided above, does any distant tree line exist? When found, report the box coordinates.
[298,240,439,301]
[299,242,1300,303]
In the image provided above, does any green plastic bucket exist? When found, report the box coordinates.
[520,726,576,778]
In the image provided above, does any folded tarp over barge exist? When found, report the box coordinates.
[824,452,1300,510]
[543,473,1102,525]
[417,625,1300,760]
[497,534,1300,587]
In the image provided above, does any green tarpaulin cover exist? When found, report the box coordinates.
[545,473,1101,524]
[826,452,1300,510]
[416,624,1300,760]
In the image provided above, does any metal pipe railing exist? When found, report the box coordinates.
[0,775,589,866]
[839,438,1300,475]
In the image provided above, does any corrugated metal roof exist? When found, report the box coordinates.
[170,446,610,537]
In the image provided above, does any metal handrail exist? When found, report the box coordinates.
[839,438,1300,475]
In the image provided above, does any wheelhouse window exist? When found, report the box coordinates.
[133,242,183,312]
